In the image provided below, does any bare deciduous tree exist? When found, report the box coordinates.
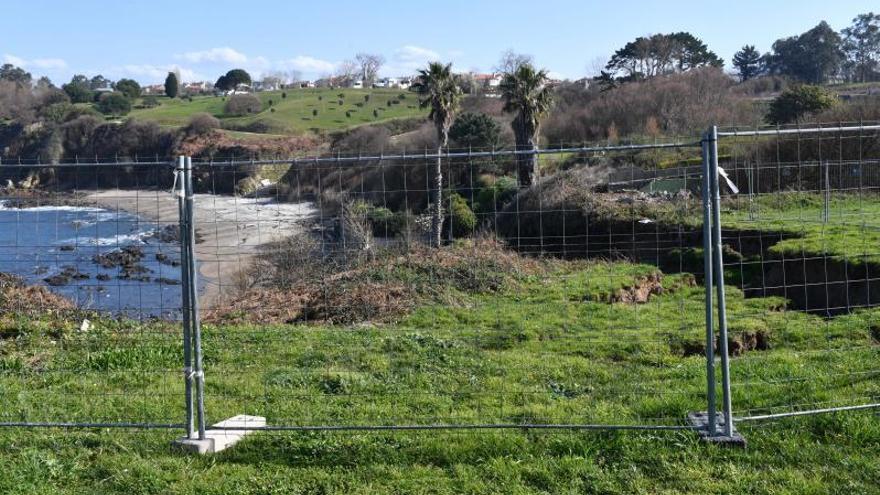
[286,70,303,85]
[355,53,385,86]
[336,60,359,86]
[495,49,533,74]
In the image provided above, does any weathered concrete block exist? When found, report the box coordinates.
[173,414,266,454]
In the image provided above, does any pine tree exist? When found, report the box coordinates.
[164,72,179,98]
[733,45,764,81]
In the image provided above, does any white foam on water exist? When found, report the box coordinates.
[56,231,153,247]
[0,200,106,213]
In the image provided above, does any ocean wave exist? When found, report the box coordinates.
[0,200,107,213]
[56,231,152,247]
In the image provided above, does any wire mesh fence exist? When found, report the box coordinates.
[0,162,185,428]
[1,124,879,446]
[191,142,710,433]
[715,125,880,423]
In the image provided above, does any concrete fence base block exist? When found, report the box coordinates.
[687,412,747,447]
[172,415,266,454]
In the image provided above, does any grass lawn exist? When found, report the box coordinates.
[128,89,426,135]
[1,256,879,494]
[722,192,880,261]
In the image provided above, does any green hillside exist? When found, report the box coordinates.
[129,88,426,134]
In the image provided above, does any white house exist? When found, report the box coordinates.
[374,77,401,88]
[474,73,503,89]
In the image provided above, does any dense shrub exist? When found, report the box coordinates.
[115,79,141,99]
[474,175,519,214]
[766,85,837,124]
[449,112,501,149]
[185,113,220,136]
[348,201,418,238]
[224,94,262,116]
[39,102,72,124]
[96,92,132,116]
[140,95,160,108]
[445,193,477,238]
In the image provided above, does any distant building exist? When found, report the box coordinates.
[253,80,281,92]
[183,81,211,94]
[474,73,503,91]
[373,77,413,89]
[143,84,166,95]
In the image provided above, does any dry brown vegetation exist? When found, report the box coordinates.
[205,236,546,325]
[0,273,73,316]
[544,68,762,144]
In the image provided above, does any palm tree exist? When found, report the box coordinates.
[499,63,553,187]
[411,62,462,248]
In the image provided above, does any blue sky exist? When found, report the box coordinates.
[2,0,876,84]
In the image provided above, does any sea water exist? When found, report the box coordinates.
[0,200,184,319]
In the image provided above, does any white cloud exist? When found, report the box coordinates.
[3,54,67,70]
[383,45,448,75]
[278,56,338,74]
[176,47,248,64]
[394,45,440,67]
[116,64,203,83]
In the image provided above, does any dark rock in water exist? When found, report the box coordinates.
[119,264,151,280]
[43,266,89,286]
[44,274,69,286]
[154,277,181,285]
[94,246,153,280]
[59,245,76,252]
[146,224,204,244]
[93,245,145,269]
[61,266,89,280]
[155,252,181,266]
[96,274,112,281]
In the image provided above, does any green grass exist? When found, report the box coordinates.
[128,89,426,134]
[1,258,879,493]
[723,192,880,261]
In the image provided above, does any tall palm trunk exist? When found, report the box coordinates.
[514,118,538,187]
[431,144,443,248]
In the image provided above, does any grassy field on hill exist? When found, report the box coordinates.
[129,88,427,135]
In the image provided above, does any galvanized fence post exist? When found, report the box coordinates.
[823,160,830,223]
[709,126,740,442]
[184,156,207,439]
[701,133,717,436]
[176,156,194,439]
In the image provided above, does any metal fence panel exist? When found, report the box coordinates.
[715,126,880,422]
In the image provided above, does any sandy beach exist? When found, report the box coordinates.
[87,189,317,305]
